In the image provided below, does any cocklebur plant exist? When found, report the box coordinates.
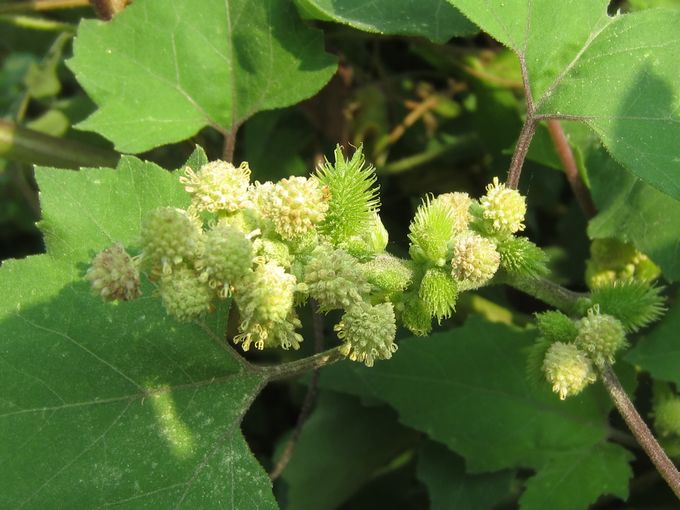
[87,145,546,368]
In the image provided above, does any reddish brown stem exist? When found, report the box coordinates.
[506,118,536,190]
[546,119,597,218]
[222,125,238,163]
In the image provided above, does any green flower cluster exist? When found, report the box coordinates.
[529,306,629,400]
[86,147,543,367]
[585,238,660,289]
[401,175,544,336]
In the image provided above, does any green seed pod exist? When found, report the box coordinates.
[257,176,329,241]
[86,243,141,301]
[362,254,414,294]
[408,194,459,266]
[496,235,548,278]
[450,233,500,290]
[654,398,680,438]
[140,207,201,275]
[479,177,526,236]
[303,245,370,312]
[419,267,458,322]
[575,308,628,366]
[543,342,597,400]
[400,293,432,336]
[315,145,380,246]
[180,160,251,213]
[535,310,578,344]
[196,224,253,297]
[159,267,213,321]
[335,301,397,367]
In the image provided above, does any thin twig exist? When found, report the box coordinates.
[0,14,75,31]
[599,364,680,500]
[546,119,597,218]
[269,308,326,480]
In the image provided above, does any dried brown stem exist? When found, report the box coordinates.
[546,119,597,218]
[599,364,680,500]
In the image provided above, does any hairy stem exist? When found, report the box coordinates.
[257,347,344,381]
[497,271,586,316]
[546,119,597,218]
[506,117,536,189]
[599,364,680,499]
[222,125,239,163]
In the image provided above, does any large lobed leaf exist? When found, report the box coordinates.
[445,0,680,201]
[319,317,633,509]
[0,155,276,508]
[69,0,337,153]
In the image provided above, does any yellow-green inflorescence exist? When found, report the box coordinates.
[87,149,541,367]
[543,342,597,400]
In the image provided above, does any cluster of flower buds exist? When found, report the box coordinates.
[86,146,543,367]
[531,306,628,400]
[401,176,545,336]
[585,238,660,289]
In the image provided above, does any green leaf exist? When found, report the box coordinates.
[446,0,680,201]
[294,0,477,43]
[587,146,680,282]
[519,443,632,510]
[279,391,417,510]
[319,317,615,473]
[0,157,276,508]
[320,318,634,508]
[416,441,514,510]
[69,0,337,153]
[627,295,680,386]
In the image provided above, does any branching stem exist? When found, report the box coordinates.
[255,347,344,381]
[497,271,586,316]
[599,364,680,499]
[506,117,536,190]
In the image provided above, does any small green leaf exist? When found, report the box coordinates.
[69,0,337,153]
[627,295,680,386]
[447,0,680,201]
[279,391,417,510]
[0,157,276,508]
[416,441,514,510]
[294,0,477,43]
[519,443,633,510]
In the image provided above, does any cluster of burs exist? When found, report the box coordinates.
[85,146,663,402]
[87,147,544,368]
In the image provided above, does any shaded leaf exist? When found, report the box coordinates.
[69,0,337,153]
[519,443,632,510]
[416,440,514,510]
[279,391,417,510]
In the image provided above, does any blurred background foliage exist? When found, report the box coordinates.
[1,0,679,508]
